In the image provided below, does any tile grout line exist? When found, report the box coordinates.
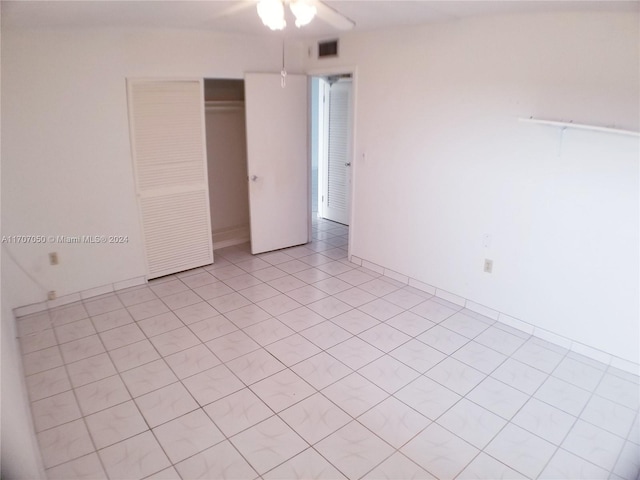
[353,256,638,377]
[16,220,639,479]
[531,352,611,479]
[89,278,266,479]
[45,315,108,476]
[79,295,168,478]
[27,292,628,476]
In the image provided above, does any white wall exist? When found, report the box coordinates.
[1,24,303,478]
[2,27,304,310]
[1,296,45,479]
[305,12,640,363]
[206,106,250,235]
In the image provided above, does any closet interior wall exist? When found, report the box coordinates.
[204,79,250,249]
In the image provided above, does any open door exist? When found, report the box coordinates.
[322,78,353,225]
[244,73,309,254]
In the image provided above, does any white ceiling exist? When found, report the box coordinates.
[2,0,637,38]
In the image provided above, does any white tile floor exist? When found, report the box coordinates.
[16,217,640,480]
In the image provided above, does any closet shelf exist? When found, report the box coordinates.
[518,117,639,137]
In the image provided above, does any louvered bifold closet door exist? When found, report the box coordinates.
[325,79,352,225]
[127,79,213,279]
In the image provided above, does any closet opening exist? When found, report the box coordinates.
[204,79,250,250]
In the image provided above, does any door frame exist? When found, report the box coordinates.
[320,76,353,226]
[307,66,358,261]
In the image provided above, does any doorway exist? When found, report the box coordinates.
[205,74,310,256]
[204,79,250,250]
[311,74,353,226]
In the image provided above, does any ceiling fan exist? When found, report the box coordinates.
[219,0,355,32]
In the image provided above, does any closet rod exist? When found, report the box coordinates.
[205,100,245,112]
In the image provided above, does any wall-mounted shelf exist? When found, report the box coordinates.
[518,117,640,137]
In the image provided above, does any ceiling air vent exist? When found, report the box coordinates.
[318,39,338,58]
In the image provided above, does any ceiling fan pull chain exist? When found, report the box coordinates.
[281,38,287,88]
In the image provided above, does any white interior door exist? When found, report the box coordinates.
[245,73,309,254]
[322,78,352,225]
[127,79,213,279]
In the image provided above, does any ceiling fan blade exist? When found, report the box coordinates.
[210,0,255,20]
[314,1,355,30]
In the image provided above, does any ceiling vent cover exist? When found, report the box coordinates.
[318,39,338,58]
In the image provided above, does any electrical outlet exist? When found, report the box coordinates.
[49,252,59,265]
[484,259,493,273]
[47,291,56,301]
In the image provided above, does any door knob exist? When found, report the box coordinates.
[345,163,351,167]
[250,175,258,181]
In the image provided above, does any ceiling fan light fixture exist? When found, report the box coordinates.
[257,0,286,31]
[289,0,317,28]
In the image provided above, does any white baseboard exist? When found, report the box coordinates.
[212,224,250,250]
[13,276,146,318]
[351,254,640,376]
